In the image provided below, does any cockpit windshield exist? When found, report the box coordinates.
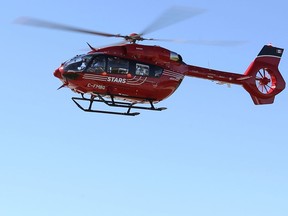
[63,54,93,72]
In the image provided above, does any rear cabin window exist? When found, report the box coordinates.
[107,57,129,74]
[136,63,149,76]
[134,62,163,77]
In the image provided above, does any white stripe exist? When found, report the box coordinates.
[127,77,147,85]
[163,70,184,80]
[257,55,281,59]
[163,69,184,77]
[127,76,143,83]
[83,74,107,81]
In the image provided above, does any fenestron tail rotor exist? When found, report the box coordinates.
[255,68,276,95]
[243,45,285,105]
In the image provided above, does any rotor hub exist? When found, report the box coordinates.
[255,68,276,95]
[259,77,271,86]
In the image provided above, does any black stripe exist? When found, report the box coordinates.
[258,45,284,57]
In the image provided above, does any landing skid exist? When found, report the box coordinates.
[71,94,167,116]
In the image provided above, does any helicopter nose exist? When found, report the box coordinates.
[54,67,63,79]
[54,68,61,78]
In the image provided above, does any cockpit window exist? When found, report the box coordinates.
[86,55,106,73]
[63,54,93,72]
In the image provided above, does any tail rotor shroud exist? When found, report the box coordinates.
[243,45,285,105]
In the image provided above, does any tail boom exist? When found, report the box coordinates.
[185,45,285,105]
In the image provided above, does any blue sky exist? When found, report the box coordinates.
[1,0,288,216]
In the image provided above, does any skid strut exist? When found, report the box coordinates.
[72,94,166,116]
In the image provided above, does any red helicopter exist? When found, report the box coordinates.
[17,8,285,116]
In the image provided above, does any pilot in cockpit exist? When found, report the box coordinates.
[86,56,106,73]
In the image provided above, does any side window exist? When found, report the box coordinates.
[134,62,163,77]
[153,66,163,77]
[107,57,129,74]
[86,56,106,73]
[136,63,149,76]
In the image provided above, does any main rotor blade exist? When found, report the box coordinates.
[140,6,205,36]
[15,17,125,38]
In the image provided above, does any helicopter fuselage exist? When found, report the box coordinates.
[54,43,286,115]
